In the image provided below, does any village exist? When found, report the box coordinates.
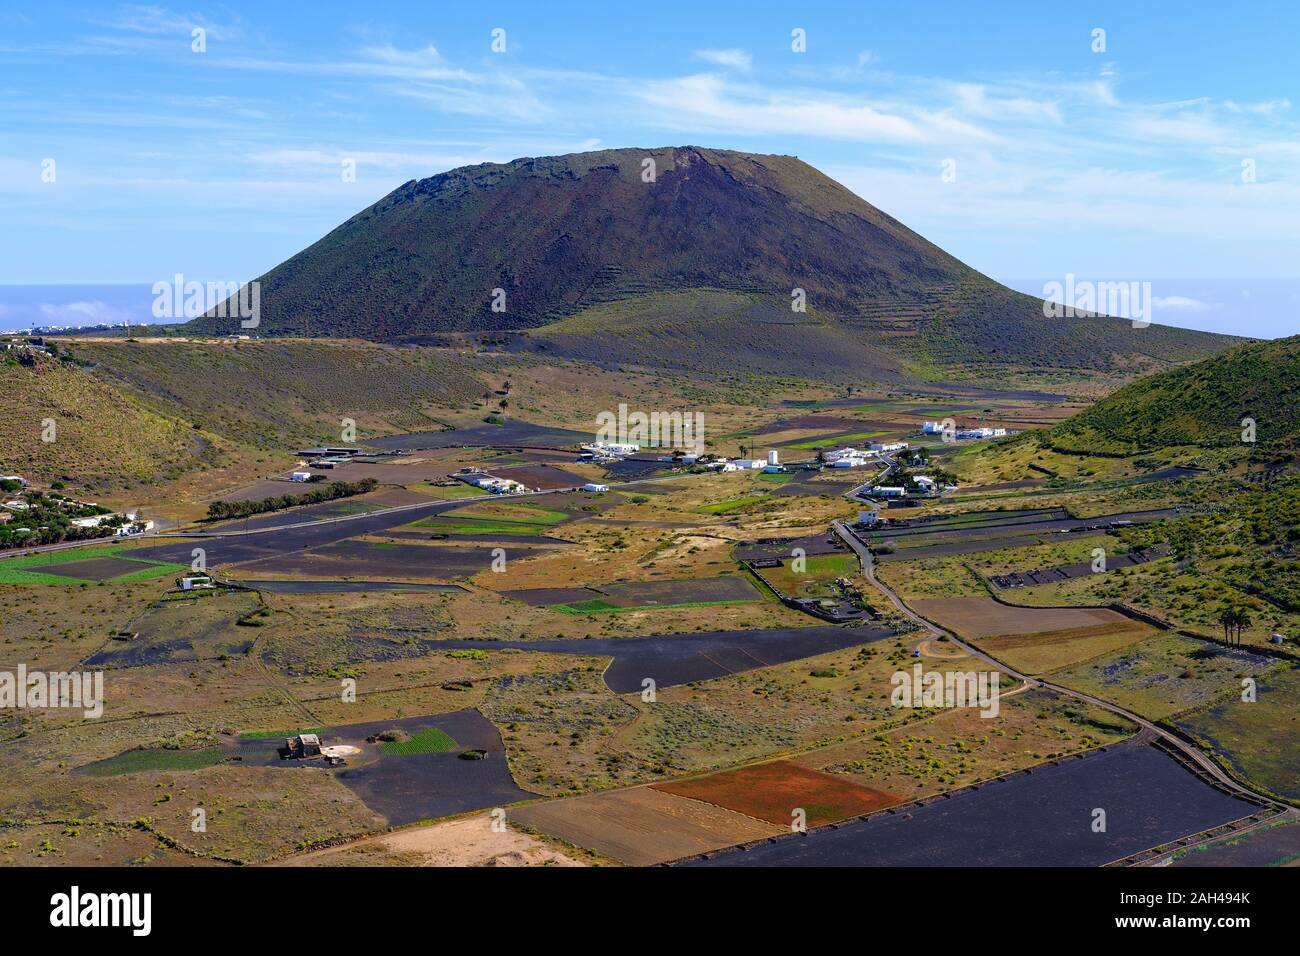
[0,474,153,549]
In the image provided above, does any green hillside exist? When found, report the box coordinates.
[69,339,488,450]
[1048,334,1300,454]
[183,146,1237,381]
[0,346,226,492]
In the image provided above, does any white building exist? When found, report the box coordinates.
[826,448,871,468]
[290,471,312,482]
[824,447,869,466]
[872,486,906,498]
[766,450,779,465]
[732,460,765,470]
[472,476,527,494]
[914,475,937,494]
[956,427,1008,440]
[582,483,610,493]
[585,441,639,458]
[869,441,909,453]
[0,475,25,487]
[4,500,30,510]
[921,421,944,434]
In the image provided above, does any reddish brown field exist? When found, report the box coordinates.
[911,596,1128,639]
[651,760,902,827]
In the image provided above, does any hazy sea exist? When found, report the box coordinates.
[1,279,1296,339]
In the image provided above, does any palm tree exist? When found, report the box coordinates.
[1218,608,1236,644]
[1234,609,1252,646]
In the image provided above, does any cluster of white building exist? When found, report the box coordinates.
[581,441,641,459]
[825,447,872,468]
[465,475,529,495]
[921,422,1008,440]
[636,449,783,472]
[726,450,782,472]
[69,510,155,535]
[870,474,952,499]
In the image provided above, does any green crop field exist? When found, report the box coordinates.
[759,553,859,599]
[414,518,553,536]
[377,727,460,755]
[0,544,186,585]
[696,493,771,514]
[410,482,491,500]
[783,431,887,450]
[81,747,228,777]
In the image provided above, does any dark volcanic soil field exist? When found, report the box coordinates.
[679,741,1259,866]
[436,624,894,693]
[232,539,551,579]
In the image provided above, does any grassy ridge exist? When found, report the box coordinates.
[1,349,224,491]
[70,339,487,450]
[1048,335,1300,454]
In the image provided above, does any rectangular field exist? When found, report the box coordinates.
[651,760,901,827]
[511,787,783,865]
[681,742,1262,867]
[912,596,1136,640]
[911,596,1156,674]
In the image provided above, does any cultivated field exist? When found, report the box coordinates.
[652,759,901,826]
[910,596,1156,674]
[511,786,784,865]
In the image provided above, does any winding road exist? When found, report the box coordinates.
[831,519,1289,820]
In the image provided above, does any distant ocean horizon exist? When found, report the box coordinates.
[999,277,1298,340]
[1,279,1295,339]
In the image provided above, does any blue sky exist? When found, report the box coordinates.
[2,2,1298,336]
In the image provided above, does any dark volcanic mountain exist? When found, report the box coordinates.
[187,146,1237,380]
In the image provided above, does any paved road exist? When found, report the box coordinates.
[0,468,706,563]
[831,520,1286,815]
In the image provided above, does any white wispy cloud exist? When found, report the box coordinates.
[951,83,1062,124]
[1152,295,1214,311]
[1225,98,1291,115]
[693,48,752,71]
[635,74,996,144]
[8,11,1300,285]
[96,4,241,41]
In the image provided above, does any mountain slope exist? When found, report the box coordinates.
[185,146,1237,380]
[69,339,488,450]
[1047,334,1300,454]
[0,346,226,491]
